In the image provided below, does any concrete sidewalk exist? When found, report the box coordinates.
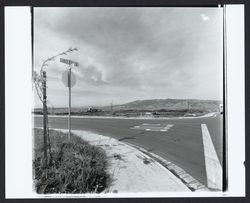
[58,129,190,193]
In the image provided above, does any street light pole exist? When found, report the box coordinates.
[33,48,78,162]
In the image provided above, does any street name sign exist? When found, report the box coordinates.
[60,58,79,67]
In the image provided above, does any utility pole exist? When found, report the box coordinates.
[110,101,113,115]
[42,71,48,166]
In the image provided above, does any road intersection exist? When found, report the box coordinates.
[34,113,223,190]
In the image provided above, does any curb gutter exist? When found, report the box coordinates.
[126,143,211,192]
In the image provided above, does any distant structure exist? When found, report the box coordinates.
[87,106,101,113]
[145,112,153,117]
[220,104,223,114]
[110,102,113,114]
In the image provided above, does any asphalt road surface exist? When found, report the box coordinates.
[34,113,223,188]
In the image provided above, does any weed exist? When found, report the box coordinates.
[113,154,124,161]
[33,128,109,194]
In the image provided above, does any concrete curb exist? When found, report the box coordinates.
[56,129,191,193]
[126,143,210,192]
[34,112,217,120]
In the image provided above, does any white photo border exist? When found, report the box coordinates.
[4,5,245,198]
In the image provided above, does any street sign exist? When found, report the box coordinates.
[60,58,79,67]
[60,57,79,140]
[62,70,76,88]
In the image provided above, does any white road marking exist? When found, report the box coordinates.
[164,124,174,129]
[131,123,174,132]
[201,124,222,190]
[161,124,174,131]
[142,123,160,126]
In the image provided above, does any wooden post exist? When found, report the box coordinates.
[42,71,48,166]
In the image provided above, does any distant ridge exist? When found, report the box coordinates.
[33,98,222,113]
[112,98,222,112]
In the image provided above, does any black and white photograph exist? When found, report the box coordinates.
[4,3,245,199]
[32,6,224,194]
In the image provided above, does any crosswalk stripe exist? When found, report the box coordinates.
[131,123,174,132]
[201,124,222,190]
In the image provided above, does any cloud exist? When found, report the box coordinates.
[78,65,109,86]
[201,13,210,21]
[34,8,223,107]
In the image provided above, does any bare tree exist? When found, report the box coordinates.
[33,47,78,166]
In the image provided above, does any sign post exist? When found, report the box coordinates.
[61,58,78,140]
[68,68,71,140]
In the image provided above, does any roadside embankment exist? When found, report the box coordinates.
[33,129,109,194]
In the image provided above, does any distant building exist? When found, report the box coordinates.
[87,106,102,113]
[145,112,153,117]
[220,104,223,114]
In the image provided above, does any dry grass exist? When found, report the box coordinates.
[33,128,109,194]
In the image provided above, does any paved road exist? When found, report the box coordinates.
[34,113,223,188]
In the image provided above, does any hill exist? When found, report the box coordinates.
[112,99,222,112]
[33,99,222,115]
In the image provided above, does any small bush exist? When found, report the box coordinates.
[33,129,109,194]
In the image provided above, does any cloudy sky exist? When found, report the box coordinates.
[34,7,223,108]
